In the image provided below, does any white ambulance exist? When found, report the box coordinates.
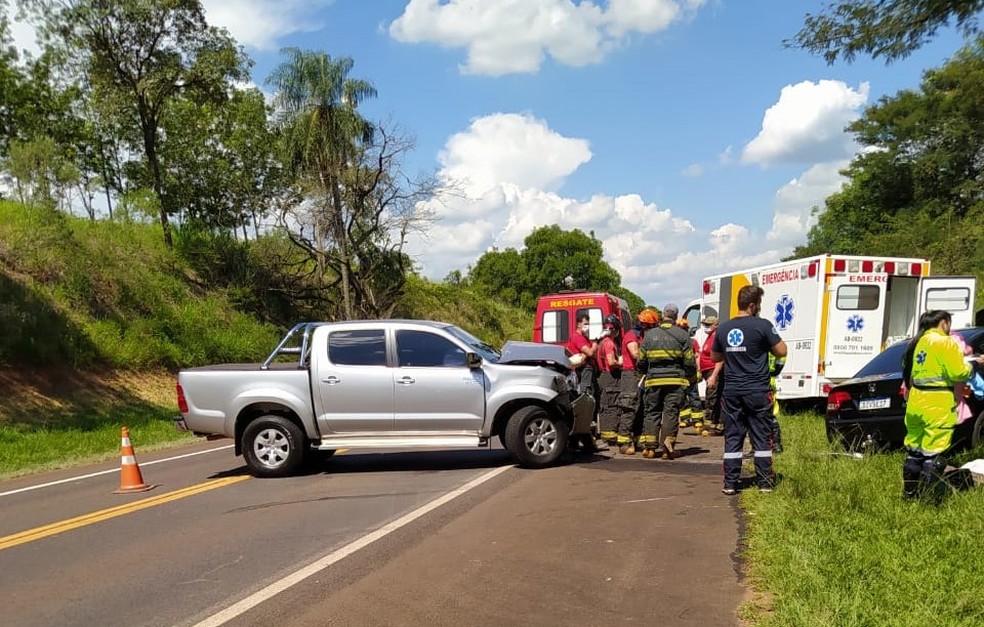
[687,254,977,402]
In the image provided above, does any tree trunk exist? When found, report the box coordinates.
[139,102,172,247]
[330,176,352,319]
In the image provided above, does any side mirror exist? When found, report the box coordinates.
[466,352,482,369]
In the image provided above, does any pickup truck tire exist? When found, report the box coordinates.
[504,406,568,468]
[242,415,306,478]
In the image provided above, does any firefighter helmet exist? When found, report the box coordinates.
[637,309,659,326]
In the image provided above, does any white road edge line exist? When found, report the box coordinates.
[0,445,235,498]
[193,464,513,627]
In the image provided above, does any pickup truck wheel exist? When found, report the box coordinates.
[242,415,306,478]
[504,406,568,468]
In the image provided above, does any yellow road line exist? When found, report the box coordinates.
[0,475,251,551]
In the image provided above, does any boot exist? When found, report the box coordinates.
[902,453,922,500]
[661,437,679,460]
[642,448,657,459]
[619,442,636,455]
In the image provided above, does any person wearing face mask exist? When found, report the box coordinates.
[901,310,984,501]
[567,313,599,397]
[706,285,787,495]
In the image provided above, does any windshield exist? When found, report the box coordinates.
[445,325,501,363]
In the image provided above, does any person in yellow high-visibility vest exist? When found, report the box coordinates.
[767,353,785,453]
[901,310,984,500]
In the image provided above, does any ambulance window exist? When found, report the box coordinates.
[836,285,879,310]
[576,307,604,339]
[542,310,569,343]
[924,287,971,311]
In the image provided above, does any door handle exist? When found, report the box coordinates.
[321,376,341,385]
[397,376,415,385]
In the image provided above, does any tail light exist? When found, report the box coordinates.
[827,390,851,413]
[176,383,189,413]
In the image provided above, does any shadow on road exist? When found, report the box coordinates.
[310,448,515,475]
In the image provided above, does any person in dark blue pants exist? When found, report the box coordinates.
[705,285,788,495]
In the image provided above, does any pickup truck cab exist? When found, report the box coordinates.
[175,320,592,477]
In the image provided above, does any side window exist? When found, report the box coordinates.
[836,285,880,311]
[576,307,604,340]
[397,330,467,367]
[925,287,971,312]
[542,310,569,343]
[328,330,387,366]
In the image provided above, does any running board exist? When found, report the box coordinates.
[315,434,486,450]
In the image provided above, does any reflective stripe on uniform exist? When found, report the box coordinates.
[643,349,684,360]
[723,452,743,459]
[644,377,689,387]
[754,450,773,458]
[912,376,948,386]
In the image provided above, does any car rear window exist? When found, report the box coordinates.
[854,341,907,377]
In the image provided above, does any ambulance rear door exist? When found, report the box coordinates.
[920,276,977,330]
[824,275,887,381]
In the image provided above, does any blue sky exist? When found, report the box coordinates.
[13,1,969,307]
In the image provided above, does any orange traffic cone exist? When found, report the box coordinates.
[113,426,156,494]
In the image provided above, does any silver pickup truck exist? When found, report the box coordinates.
[175,320,593,477]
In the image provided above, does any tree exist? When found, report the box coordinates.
[794,39,984,305]
[29,0,249,245]
[467,225,641,312]
[268,48,377,319]
[789,0,984,64]
[159,87,283,236]
[276,120,436,319]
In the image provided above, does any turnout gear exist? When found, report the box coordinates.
[636,321,696,456]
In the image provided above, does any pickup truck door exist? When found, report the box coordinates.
[392,329,485,432]
[314,328,395,432]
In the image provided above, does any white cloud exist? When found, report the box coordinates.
[389,0,707,76]
[767,160,849,245]
[742,80,869,166]
[202,0,335,50]
[438,113,592,195]
[405,112,726,306]
[682,163,704,177]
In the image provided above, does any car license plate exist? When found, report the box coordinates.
[859,397,890,410]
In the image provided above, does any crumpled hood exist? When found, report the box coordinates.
[498,341,571,370]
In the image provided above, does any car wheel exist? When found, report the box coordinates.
[972,410,984,449]
[504,406,569,468]
[242,415,306,478]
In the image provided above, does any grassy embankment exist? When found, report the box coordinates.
[0,201,531,478]
[741,412,984,626]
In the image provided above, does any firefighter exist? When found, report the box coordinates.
[901,310,984,500]
[635,303,696,460]
[676,318,705,433]
[596,314,623,445]
[617,309,655,454]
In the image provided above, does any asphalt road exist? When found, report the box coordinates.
[0,431,744,627]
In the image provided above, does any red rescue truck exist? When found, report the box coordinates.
[533,291,632,345]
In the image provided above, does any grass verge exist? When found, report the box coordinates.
[0,368,193,479]
[740,412,984,626]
